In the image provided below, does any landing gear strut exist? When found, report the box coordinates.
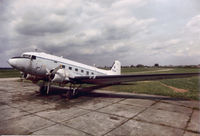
[65,84,81,99]
[39,85,48,95]
[39,81,51,95]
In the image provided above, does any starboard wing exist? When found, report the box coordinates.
[71,73,199,85]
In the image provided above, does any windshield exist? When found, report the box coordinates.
[22,54,31,58]
[12,54,31,59]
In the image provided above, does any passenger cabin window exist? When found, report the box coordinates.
[54,61,57,63]
[69,67,72,70]
[91,72,94,75]
[75,68,78,72]
[86,71,89,75]
[31,55,36,60]
[61,65,65,69]
[81,70,84,73]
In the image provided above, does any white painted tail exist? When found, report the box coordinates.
[110,60,121,75]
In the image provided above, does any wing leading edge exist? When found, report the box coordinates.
[71,73,199,85]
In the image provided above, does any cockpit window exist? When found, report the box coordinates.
[31,55,36,60]
[12,54,32,59]
[22,54,31,58]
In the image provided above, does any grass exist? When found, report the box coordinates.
[105,81,174,95]
[0,69,21,78]
[0,67,199,100]
[106,67,200,100]
[160,76,199,100]
[122,67,199,74]
[104,76,199,100]
[122,67,162,74]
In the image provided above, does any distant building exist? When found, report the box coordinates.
[154,63,159,67]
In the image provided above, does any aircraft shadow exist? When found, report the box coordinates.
[48,84,187,101]
[84,91,186,101]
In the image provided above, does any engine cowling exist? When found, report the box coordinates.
[52,69,70,83]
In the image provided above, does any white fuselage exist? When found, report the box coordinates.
[8,52,114,78]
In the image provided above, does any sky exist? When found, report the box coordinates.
[0,0,200,67]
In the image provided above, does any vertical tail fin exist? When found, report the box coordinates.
[110,60,121,75]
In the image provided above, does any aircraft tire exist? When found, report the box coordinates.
[66,90,73,99]
[72,89,79,98]
[39,85,47,95]
[66,90,72,99]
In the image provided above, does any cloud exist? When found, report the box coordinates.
[0,0,200,67]
[150,38,180,51]
[185,14,200,34]
[15,14,70,36]
[112,0,148,8]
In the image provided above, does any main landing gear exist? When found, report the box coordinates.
[39,83,49,95]
[65,84,81,99]
[39,82,81,99]
[39,81,51,95]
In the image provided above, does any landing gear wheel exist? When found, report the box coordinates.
[66,90,73,99]
[66,83,81,99]
[72,89,79,98]
[66,89,79,99]
[39,85,47,95]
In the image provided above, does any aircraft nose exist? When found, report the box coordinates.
[8,58,16,68]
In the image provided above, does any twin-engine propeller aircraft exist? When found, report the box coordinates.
[8,52,199,98]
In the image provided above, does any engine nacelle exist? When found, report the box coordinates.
[52,69,70,83]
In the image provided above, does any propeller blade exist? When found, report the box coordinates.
[44,64,50,75]
[44,65,63,95]
[51,65,62,75]
[47,81,51,94]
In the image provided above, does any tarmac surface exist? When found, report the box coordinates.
[0,78,199,136]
